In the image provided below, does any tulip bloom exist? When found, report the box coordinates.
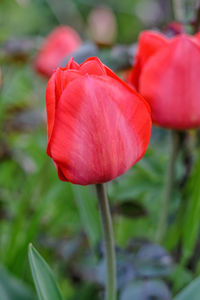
[34,26,81,77]
[129,31,200,129]
[46,57,152,185]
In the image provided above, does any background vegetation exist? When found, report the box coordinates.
[0,0,200,299]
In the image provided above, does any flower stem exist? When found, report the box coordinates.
[170,0,175,20]
[171,0,185,22]
[156,130,180,243]
[96,183,117,300]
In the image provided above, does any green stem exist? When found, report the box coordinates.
[170,0,176,20]
[156,131,180,243]
[171,0,185,22]
[96,183,117,300]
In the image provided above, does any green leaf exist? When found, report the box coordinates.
[120,280,171,300]
[112,200,147,218]
[28,244,63,300]
[182,149,200,261]
[174,276,200,300]
[0,265,35,300]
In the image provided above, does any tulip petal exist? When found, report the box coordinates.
[194,32,200,41]
[103,64,151,113]
[46,73,56,143]
[54,69,81,101]
[49,76,151,185]
[140,35,200,129]
[46,70,82,154]
[130,31,168,90]
[66,57,80,70]
[80,57,106,75]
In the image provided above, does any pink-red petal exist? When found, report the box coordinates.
[49,76,151,185]
[130,30,168,90]
[140,35,200,129]
[35,26,81,77]
[46,72,57,144]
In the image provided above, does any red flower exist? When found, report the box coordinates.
[129,30,200,129]
[34,26,81,77]
[46,57,152,185]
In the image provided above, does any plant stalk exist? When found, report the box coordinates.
[171,0,185,22]
[170,0,175,20]
[96,183,117,300]
[156,131,180,243]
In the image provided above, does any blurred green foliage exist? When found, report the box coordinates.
[1,0,200,299]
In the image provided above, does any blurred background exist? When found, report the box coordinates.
[0,0,200,299]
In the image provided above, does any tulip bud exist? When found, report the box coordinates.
[46,57,151,185]
[129,30,200,129]
[34,26,82,78]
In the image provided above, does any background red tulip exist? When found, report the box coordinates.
[129,31,200,129]
[34,26,81,78]
[46,57,152,185]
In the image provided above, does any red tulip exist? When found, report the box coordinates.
[46,57,152,185]
[34,26,81,77]
[129,30,200,129]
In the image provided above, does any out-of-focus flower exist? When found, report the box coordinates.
[46,57,151,185]
[129,30,200,129]
[87,6,117,46]
[164,22,185,36]
[34,26,82,78]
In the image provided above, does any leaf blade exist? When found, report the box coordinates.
[174,276,200,300]
[28,244,63,300]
